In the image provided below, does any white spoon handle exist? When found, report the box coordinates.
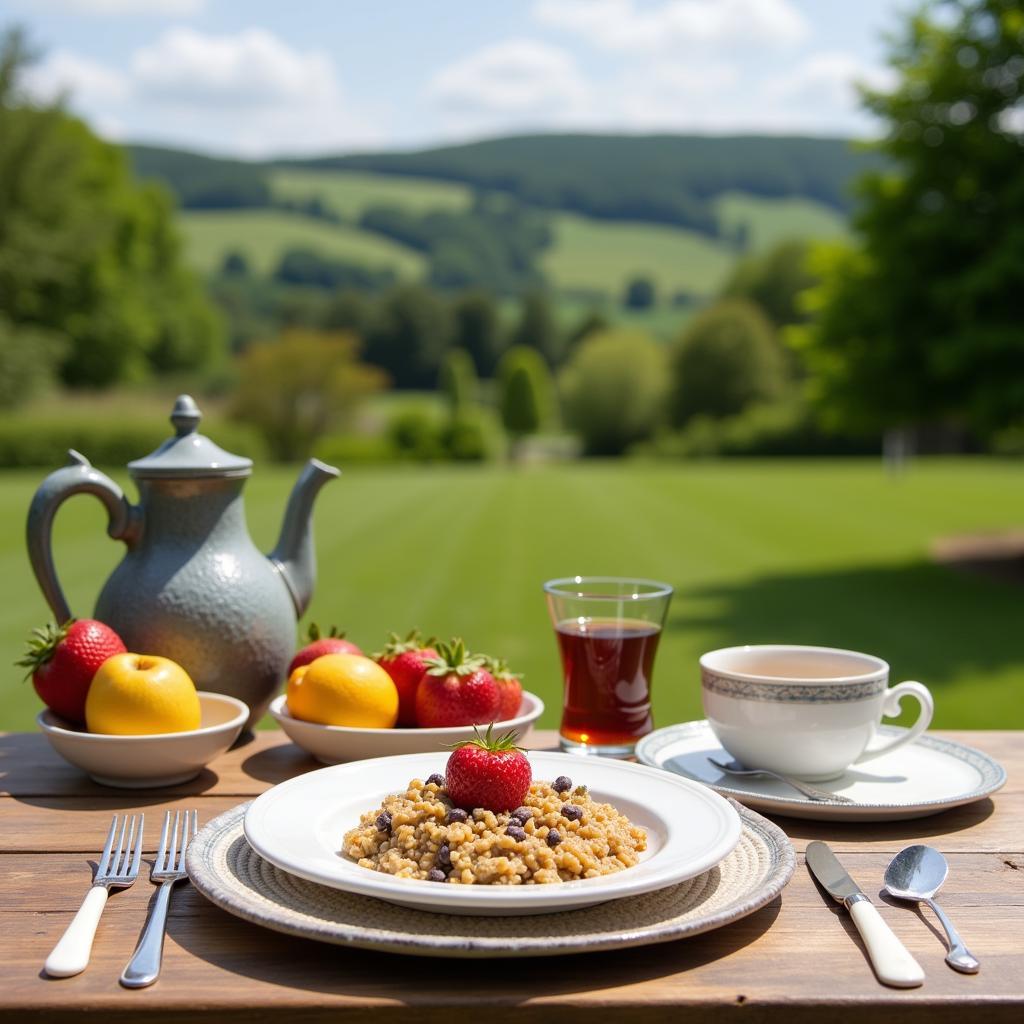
[849,898,925,988]
[45,885,109,978]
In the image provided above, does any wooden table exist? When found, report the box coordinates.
[1,729,1020,1023]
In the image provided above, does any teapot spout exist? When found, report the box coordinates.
[268,458,340,617]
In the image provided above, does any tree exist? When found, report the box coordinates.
[497,346,554,451]
[794,0,1024,437]
[321,289,371,336]
[564,309,610,353]
[0,314,66,408]
[363,284,452,389]
[230,330,385,461]
[722,240,816,328]
[508,290,562,366]
[451,290,502,376]
[439,347,478,413]
[560,330,669,455]
[668,299,785,427]
[623,276,656,310]
[0,28,223,387]
[221,250,250,277]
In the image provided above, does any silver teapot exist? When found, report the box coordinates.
[26,395,339,727]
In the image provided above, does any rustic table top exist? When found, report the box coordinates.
[1,727,1020,1023]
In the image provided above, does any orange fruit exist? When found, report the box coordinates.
[287,653,398,728]
[85,653,201,735]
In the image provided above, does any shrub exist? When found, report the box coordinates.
[439,410,490,461]
[230,330,386,461]
[0,414,264,468]
[721,240,815,329]
[439,348,478,413]
[313,432,398,465]
[387,409,446,461]
[623,276,656,310]
[559,330,669,455]
[496,346,555,447]
[668,299,785,428]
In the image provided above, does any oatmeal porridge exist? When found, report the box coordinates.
[342,774,647,884]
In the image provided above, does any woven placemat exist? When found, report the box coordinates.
[186,801,794,958]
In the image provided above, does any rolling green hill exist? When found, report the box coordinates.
[178,209,427,278]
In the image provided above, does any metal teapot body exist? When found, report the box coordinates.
[26,396,338,727]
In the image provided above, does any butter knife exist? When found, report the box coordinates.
[806,841,925,988]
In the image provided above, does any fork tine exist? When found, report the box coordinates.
[178,810,198,871]
[110,814,129,877]
[129,813,145,877]
[155,810,172,873]
[117,815,137,875]
[167,810,181,873]
[96,815,119,876]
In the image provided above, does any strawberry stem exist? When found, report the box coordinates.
[15,619,74,680]
[448,723,525,753]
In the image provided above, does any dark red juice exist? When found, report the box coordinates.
[556,617,661,746]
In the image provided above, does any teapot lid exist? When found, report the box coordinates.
[127,395,253,479]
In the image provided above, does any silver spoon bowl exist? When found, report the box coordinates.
[883,844,980,973]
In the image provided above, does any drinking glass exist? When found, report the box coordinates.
[543,576,673,758]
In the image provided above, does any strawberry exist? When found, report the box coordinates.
[445,725,533,812]
[17,619,126,726]
[373,629,438,727]
[288,623,362,676]
[415,638,500,728]
[483,656,524,721]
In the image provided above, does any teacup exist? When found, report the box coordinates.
[700,645,934,780]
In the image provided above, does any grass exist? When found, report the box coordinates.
[541,213,736,298]
[178,210,427,278]
[714,192,848,252]
[3,459,1023,733]
[269,168,472,218]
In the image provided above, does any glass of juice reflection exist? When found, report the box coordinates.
[543,577,673,758]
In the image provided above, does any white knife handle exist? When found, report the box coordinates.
[45,885,109,978]
[848,897,925,988]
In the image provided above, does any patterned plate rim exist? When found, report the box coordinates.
[186,801,795,958]
[636,720,1007,811]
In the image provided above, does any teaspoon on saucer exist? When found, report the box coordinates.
[883,844,980,973]
[706,756,856,803]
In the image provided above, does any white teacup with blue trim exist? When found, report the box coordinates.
[700,645,934,781]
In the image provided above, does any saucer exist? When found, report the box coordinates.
[636,720,1006,821]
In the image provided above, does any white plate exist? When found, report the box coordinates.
[268,691,545,764]
[636,719,1006,821]
[243,751,742,915]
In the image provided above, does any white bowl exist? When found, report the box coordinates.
[37,691,249,788]
[269,690,546,764]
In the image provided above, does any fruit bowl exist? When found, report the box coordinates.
[37,691,249,788]
[268,690,545,764]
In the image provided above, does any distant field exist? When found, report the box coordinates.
[270,168,472,218]
[542,213,736,298]
[178,209,427,278]
[3,459,1022,732]
[714,192,848,252]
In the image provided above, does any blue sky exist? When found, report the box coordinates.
[10,0,902,157]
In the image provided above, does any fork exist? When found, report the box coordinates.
[707,756,857,803]
[44,813,145,978]
[120,809,197,988]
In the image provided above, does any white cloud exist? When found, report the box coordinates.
[534,0,809,54]
[132,27,338,108]
[429,38,589,129]
[24,50,130,106]
[42,0,204,14]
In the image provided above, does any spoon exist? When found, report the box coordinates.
[883,844,980,973]
[706,756,856,803]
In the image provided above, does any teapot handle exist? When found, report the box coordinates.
[26,451,139,624]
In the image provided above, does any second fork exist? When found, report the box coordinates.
[120,809,197,989]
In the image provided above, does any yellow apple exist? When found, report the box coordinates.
[85,653,201,735]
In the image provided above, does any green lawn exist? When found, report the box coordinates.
[3,459,1022,733]
[270,168,472,218]
[178,210,427,278]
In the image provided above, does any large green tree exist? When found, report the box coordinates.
[794,1,1024,436]
[0,28,223,387]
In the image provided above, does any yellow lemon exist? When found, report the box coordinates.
[287,654,398,728]
[86,653,201,735]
